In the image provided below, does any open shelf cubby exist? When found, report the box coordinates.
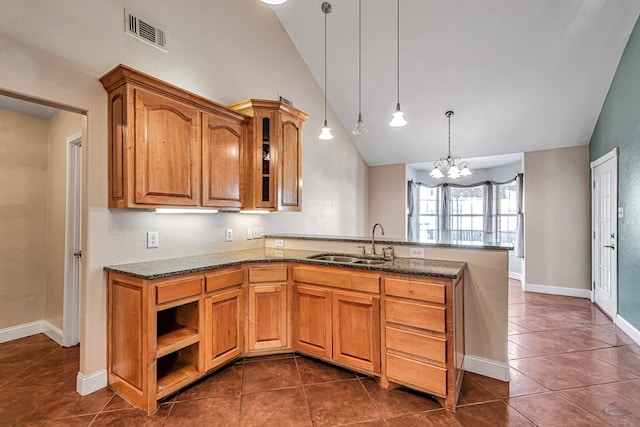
[156,301,199,358]
[156,343,200,398]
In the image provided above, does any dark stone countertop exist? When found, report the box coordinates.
[264,233,513,251]
[104,248,466,281]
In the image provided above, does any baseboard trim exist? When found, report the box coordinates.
[524,282,592,299]
[508,272,522,281]
[616,314,640,347]
[0,320,61,344]
[464,355,510,381]
[77,369,108,396]
[42,321,64,346]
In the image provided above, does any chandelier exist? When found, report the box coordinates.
[430,111,471,179]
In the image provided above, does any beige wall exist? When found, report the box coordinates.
[524,145,590,290]
[368,164,406,239]
[0,0,368,380]
[45,111,84,329]
[0,110,49,329]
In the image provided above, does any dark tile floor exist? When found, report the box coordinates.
[2,279,640,426]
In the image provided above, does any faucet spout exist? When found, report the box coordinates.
[371,223,385,256]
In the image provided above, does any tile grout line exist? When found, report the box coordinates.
[293,354,316,426]
[355,376,389,425]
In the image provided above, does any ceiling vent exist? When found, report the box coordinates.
[124,10,167,52]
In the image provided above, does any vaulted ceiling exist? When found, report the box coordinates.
[272,0,640,169]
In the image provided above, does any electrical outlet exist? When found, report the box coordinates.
[225,228,233,242]
[409,247,424,258]
[147,231,159,248]
[275,239,284,247]
[247,228,253,240]
[253,228,264,238]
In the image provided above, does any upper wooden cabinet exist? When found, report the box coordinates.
[100,64,249,209]
[228,99,308,211]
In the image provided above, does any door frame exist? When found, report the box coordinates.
[590,147,618,320]
[63,131,82,347]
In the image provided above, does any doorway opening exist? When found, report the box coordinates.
[0,93,85,347]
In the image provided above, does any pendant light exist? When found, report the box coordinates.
[430,111,472,179]
[319,2,334,141]
[389,0,407,127]
[352,0,368,135]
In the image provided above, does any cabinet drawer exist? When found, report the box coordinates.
[248,265,287,283]
[385,278,445,304]
[386,353,447,397]
[156,278,202,305]
[385,326,446,363]
[385,299,445,333]
[292,266,380,294]
[205,268,244,293]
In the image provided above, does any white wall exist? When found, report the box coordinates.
[368,164,406,239]
[0,0,368,384]
[524,145,590,293]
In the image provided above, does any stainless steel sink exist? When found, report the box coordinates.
[352,259,388,265]
[306,253,389,265]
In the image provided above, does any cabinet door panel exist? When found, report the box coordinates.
[205,288,244,371]
[248,284,287,350]
[202,112,244,208]
[134,89,200,205]
[278,117,302,210]
[292,285,331,358]
[332,292,380,373]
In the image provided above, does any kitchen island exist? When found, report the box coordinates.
[105,248,468,413]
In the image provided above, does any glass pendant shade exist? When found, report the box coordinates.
[430,167,444,178]
[389,103,407,127]
[460,166,472,176]
[261,0,287,4]
[319,120,334,140]
[352,113,368,135]
[448,165,460,178]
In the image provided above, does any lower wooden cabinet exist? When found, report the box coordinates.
[204,287,243,371]
[247,265,288,352]
[291,265,381,374]
[332,291,380,373]
[292,285,332,358]
[383,274,464,410]
[107,262,464,414]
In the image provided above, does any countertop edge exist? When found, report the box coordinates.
[104,251,466,281]
[264,234,513,251]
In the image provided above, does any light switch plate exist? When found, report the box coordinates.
[253,228,264,238]
[247,228,253,240]
[275,239,284,247]
[147,231,159,248]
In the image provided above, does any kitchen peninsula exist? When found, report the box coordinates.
[105,236,509,414]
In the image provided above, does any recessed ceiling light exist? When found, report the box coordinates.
[261,0,287,5]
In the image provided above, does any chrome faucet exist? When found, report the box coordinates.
[371,223,385,256]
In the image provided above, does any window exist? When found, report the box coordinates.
[415,178,519,245]
[418,186,440,241]
[495,181,518,244]
[449,185,485,243]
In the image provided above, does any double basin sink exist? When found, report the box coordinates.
[306,253,390,265]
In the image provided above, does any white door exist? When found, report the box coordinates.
[591,148,618,320]
[63,132,82,347]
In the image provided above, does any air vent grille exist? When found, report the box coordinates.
[125,10,167,52]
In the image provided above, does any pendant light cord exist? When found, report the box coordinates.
[396,0,400,105]
[358,0,362,116]
[324,7,328,122]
